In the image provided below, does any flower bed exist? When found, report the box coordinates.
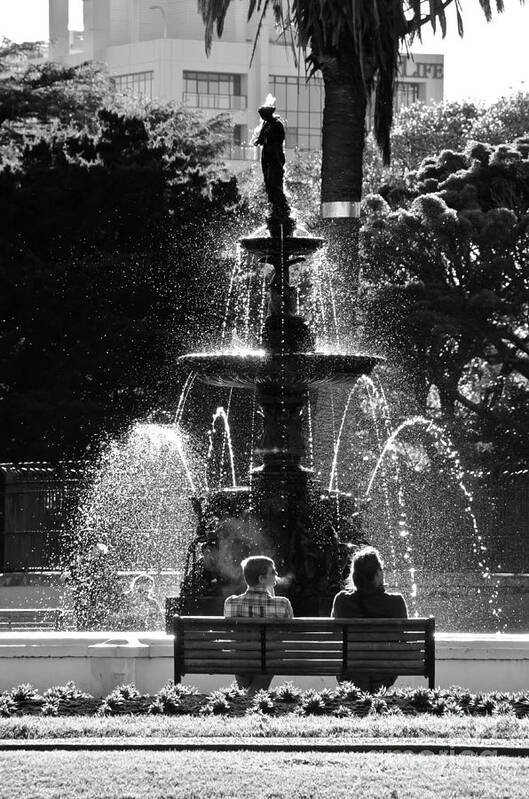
[1,682,529,719]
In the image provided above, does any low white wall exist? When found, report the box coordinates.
[0,632,528,697]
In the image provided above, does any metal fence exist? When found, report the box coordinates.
[0,463,85,571]
[0,462,527,574]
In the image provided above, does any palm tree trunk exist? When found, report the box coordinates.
[320,58,367,210]
[316,48,370,343]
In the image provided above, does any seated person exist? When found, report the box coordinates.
[331,546,408,693]
[224,555,293,693]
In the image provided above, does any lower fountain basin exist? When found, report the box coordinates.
[179,352,382,389]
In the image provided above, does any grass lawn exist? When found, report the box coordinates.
[0,750,528,798]
[1,713,528,743]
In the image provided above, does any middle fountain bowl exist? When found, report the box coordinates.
[179,351,382,390]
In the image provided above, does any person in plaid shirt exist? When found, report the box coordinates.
[224,555,293,692]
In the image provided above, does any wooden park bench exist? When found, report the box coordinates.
[0,608,67,631]
[172,616,435,688]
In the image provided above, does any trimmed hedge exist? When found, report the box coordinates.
[1,682,529,718]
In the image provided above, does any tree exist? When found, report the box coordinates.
[360,136,529,468]
[0,55,244,461]
[364,92,529,183]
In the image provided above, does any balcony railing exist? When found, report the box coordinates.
[182,93,247,110]
[225,144,259,161]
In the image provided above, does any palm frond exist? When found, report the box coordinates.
[249,0,271,66]
[198,0,234,55]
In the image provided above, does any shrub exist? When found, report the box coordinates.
[219,683,246,700]
[200,691,231,716]
[369,698,389,716]
[147,698,166,715]
[298,690,326,716]
[0,696,16,717]
[97,683,143,716]
[408,688,435,712]
[250,690,275,715]
[334,682,364,702]
[111,684,140,701]
[9,684,40,702]
[148,683,188,715]
[44,682,93,702]
[271,682,301,702]
[41,701,59,717]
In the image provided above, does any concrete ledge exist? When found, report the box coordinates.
[0,632,528,695]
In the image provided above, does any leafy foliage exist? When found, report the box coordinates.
[360,135,529,468]
[0,52,244,461]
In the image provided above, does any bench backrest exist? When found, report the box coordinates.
[173,616,435,688]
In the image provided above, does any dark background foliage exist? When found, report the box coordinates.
[0,50,246,460]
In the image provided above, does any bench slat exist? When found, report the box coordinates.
[180,616,429,631]
[184,652,262,662]
[185,661,263,671]
[267,641,342,651]
[266,632,342,642]
[347,642,425,651]
[347,634,426,643]
[185,640,262,651]
[270,651,423,662]
[266,641,425,652]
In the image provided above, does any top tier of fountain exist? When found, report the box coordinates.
[179,99,380,389]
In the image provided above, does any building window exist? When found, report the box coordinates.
[270,75,324,150]
[183,71,247,110]
[395,82,421,111]
[113,70,154,98]
[225,125,258,161]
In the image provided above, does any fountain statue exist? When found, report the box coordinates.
[169,100,380,618]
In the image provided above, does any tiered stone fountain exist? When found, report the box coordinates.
[171,101,379,617]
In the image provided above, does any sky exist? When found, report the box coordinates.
[0,0,528,102]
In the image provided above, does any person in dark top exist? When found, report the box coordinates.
[331,546,408,692]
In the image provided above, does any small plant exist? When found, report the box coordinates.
[408,688,434,712]
[299,690,326,716]
[251,690,275,715]
[219,682,246,700]
[318,688,334,706]
[112,684,140,701]
[96,701,112,717]
[98,683,142,716]
[147,698,166,715]
[0,695,16,717]
[482,697,498,716]
[334,682,363,702]
[150,683,186,715]
[44,682,93,702]
[369,697,389,715]
[200,690,231,715]
[431,698,463,716]
[333,704,352,718]
[271,682,301,702]
[41,700,59,717]
[9,684,40,702]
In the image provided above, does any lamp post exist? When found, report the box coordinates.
[150,5,167,39]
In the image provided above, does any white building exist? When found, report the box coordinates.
[49,0,444,168]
